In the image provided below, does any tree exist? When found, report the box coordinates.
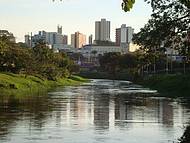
[119,53,138,69]
[54,0,189,12]
[99,52,121,77]
[122,0,136,12]
[122,0,190,12]
[99,52,140,79]
[32,42,54,65]
[0,36,32,73]
[133,0,190,74]
[179,124,190,143]
[0,36,78,80]
[132,18,164,73]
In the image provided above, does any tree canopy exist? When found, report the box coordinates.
[133,0,190,63]
[122,0,190,12]
[0,36,79,80]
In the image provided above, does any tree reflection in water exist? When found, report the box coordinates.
[179,124,190,143]
[179,99,190,143]
[0,93,54,140]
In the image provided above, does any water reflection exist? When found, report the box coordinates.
[0,79,189,143]
[94,94,110,130]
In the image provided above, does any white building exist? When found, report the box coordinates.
[165,48,183,62]
[80,45,128,59]
[53,44,76,51]
[95,19,110,41]
[126,26,134,44]
[120,24,128,48]
[45,32,64,45]
[25,30,66,48]
[115,24,134,51]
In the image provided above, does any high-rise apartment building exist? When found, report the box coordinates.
[71,32,86,48]
[57,25,62,34]
[89,34,93,45]
[126,26,134,44]
[76,32,86,48]
[95,19,110,41]
[24,35,31,47]
[71,34,75,48]
[46,32,65,45]
[115,24,134,50]
[115,28,121,46]
[63,35,68,45]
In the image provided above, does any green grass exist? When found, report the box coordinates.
[0,73,88,96]
[69,75,90,82]
[139,74,190,97]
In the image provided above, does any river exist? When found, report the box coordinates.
[0,79,189,143]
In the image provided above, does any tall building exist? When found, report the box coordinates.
[115,28,121,46]
[71,34,75,48]
[29,31,46,47]
[126,26,134,44]
[24,35,31,47]
[89,34,93,45]
[95,21,101,41]
[76,32,86,48]
[25,29,65,48]
[95,19,110,41]
[63,35,68,45]
[46,32,57,45]
[56,33,64,44]
[115,24,134,50]
[57,25,62,34]
[71,32,86,48]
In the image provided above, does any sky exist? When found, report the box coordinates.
[0,0,152,43]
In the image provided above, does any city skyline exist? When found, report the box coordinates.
[0,0,152,42]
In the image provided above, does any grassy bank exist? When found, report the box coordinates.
[0,72,88,96]
[138,74,190,97]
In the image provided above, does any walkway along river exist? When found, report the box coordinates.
[0,79,189,143]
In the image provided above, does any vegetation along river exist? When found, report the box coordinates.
[0,79,189,143]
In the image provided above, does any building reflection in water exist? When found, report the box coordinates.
[113,95,176,127]
[93,94,110,130]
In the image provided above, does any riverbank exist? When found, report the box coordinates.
[0,72,88,96]
[79,71,190,97]
[138,74,190,97]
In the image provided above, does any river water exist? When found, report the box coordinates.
[0,79,189,143]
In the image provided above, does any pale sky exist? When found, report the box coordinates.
[0,0,152,43]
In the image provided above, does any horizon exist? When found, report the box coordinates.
[0,0,152,43]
